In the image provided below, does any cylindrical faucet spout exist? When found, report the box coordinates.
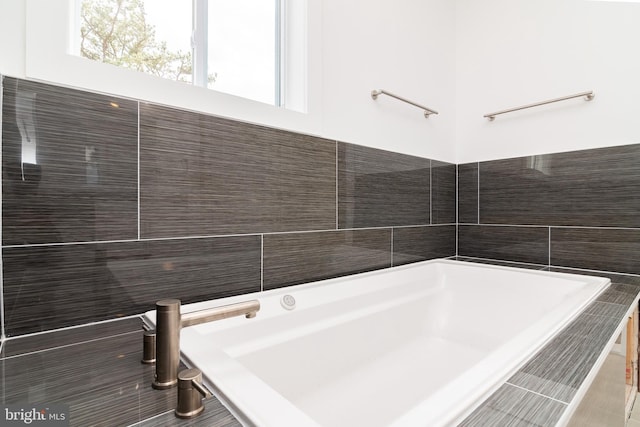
[150,298,260,390]
[152,299,181,390]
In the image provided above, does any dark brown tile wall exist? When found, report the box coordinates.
[457,162,478,224]
[458,225,549,265]
[393,225,456,266]
[139,103,337,238]
[479,145,640,227]
[431,161,456,224]
[263,229,392,290]
[551,228,640,275]
[338,142,431,228]
[2,77,138,245]
[3,236,261,336]
[1,77,455,337]
[458,144,640,275]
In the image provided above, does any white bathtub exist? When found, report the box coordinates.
[144,259,609,426]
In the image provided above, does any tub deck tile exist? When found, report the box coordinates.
[506,313,621,403]
[452,258,640,426]
[132,407,241,427]
[582,301,631,320]
[0,328,238,426]
[458,383,567,427]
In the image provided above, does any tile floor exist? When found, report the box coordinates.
[629,393,640,426]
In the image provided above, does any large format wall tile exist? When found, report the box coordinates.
[263,229,391,290]
[1,317,142,359]
[338,142,430,228]
[479,144,640,227]
[2,77,138,245]
[3,236,261,336]
[393,226,456,266]
[551,227,640,275]
[457,162,478,224]
[431,161,456,224]
[140,103,336,238]
[458,225,549,265]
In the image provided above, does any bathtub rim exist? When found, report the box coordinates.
[143,258,611,426]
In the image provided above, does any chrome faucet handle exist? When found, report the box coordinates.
[175,368,211,419]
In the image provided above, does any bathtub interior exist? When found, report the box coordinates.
[145,259,610,427]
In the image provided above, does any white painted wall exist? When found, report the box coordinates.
[0,0,457,163]
[455,0,640,163]
[5,1,637,164]
[321,0,457,162]
[0,1,25,79]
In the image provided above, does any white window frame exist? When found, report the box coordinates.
[24,0,322,135]
[192,0,209,89]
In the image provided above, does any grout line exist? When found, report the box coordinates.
[390,228,394,267]
[431,160,435,223]
[260,234,264,292]
[548,227,551,266]
[456,164,459,256]
[457,223,558,228]
[1,314,142,342]
[456,255,548,269]
[391,224,456,229]
[335,141,338,229]
[137,101,141,240]
[457,223,640,231]
[548,264,640,278]
[477,162,480,224]
[1,329,141,361]
[459,222,549,228]
[460,255,640,278]
[1,225,457,249]
[543,225,640,231]
[2,74,7,409]
[504,382,569,406]
[2,221,632,247]
[590,300,630,309]
[125,410,174,427]
[0,75,5,343]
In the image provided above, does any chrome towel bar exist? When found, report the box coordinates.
[371,89,438,118]
[484,90,594,121]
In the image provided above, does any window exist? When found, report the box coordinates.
[206,0,278,105]
[74,0,296,109]
[25,0,320,134]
